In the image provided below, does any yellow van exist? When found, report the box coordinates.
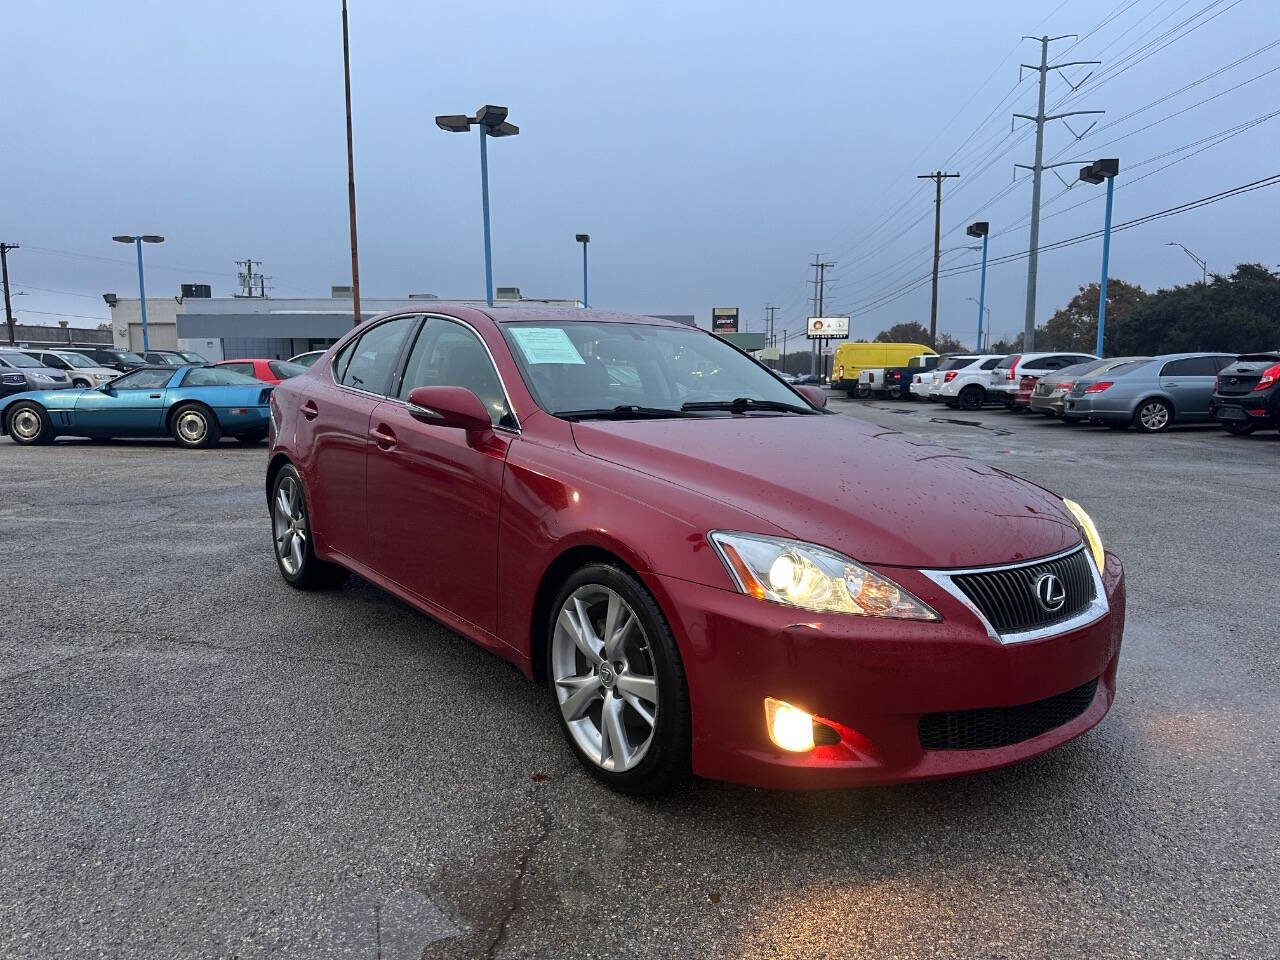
[831,342,937,395]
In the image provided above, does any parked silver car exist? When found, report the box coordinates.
[23,349,120,388]
[1029,356,1149,419]
[1064,352,1236,432]
[0,347,74,397]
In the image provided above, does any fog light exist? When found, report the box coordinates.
[764,697,815,752]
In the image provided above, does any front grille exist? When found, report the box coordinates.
[951,547,1095,635]
[919,678,1098,750]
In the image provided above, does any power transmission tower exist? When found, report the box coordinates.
[809,255,835,377]
[1016,34,1103,350]
[1,243,18,345]
[917,171,960,349]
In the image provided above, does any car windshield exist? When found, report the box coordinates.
[156,352,186,362]
[501,320,812,418]
[118,352,146,363]
[55,352,97,368]
[0,352,44,368]
[179,352,207,363]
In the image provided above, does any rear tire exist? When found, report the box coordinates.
[958,386,984,411]
[6,402,53,445]
[72,378,92,388]
[1133,398,1173,433]
[1222,421,1256,436]
[270,465,349,589]
[171,403,221,448]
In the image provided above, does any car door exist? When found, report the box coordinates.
[72,368,174,435]
[365,316,516,636]
[1159,356,1219,420]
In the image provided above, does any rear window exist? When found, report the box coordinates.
[268,360,307,379]
[937,357,977,372]
[980,357,1002,370]
[995,355,1020,369]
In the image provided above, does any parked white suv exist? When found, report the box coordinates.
[988,352,1099,409]
[933,355,1008,410]
[912,355,978,401]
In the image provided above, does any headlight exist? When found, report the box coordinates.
[32,373,54,382]
[1062,498,1105,570]
[709,531,939,620]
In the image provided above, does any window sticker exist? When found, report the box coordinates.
[509,327,586,365]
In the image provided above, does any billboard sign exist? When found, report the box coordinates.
[711,307,739,333]
[807,316,849,340]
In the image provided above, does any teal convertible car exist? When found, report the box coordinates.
[1,365,273,448]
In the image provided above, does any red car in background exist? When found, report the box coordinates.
[215,358,306,385]
[1014,373,1040,411]
[265,307,1124,794]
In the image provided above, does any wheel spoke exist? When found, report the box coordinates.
[564,598,603,663]
[277,530,293,555]
[621,691,656,728]
[603,600,635,661]
[287,481,301,517]
[276,489,291,522]
[600,692,631,769]
[615,672,657,706]
[290,535,304,569]
[555,673,601,720]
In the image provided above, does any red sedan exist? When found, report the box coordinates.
[266,308,1124,794]
[215,358,306,385]
[1014,373,1040,410]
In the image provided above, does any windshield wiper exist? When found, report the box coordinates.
[556,404,697,421]
[680,397,814,415]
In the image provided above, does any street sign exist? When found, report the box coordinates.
[807,316,849,340]
[760,347,780,361]
[712,307,739,333]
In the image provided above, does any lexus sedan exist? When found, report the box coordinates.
[266,307,1125,794]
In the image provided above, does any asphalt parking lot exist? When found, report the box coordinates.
[1,405,1276,960]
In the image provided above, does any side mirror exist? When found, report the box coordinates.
[795,384,827,408]
[405,386,493,434]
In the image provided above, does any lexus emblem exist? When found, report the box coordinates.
[1035,573,1067,613]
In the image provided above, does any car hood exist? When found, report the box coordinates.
[570,414,1082,569]
[0,389,82,411]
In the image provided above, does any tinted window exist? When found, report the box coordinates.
[1021,356,1052,370]
[980,357,1002,370]
[0,352,43,368]
[117,352,146,364]
[111,368,173,389]
[180,352,208,363]
[1211,355,1234,371]
[340,316,417,393]
[399,319,511,426]
[937,357,977,371]
[54,352,96,369]
[36,353,70,369]
[219,362,257,378]
[1161,357,1218,377]
[995,355,1019,370]
[182,366,262,386]
[268,360,307,380]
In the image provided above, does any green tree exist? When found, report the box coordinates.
[1044,279,1147,352]
[935,332,968,353]
[874,321,932,344]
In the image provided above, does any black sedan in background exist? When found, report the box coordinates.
[1210,352,1280,435]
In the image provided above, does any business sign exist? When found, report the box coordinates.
[807,316,849,340]
[711,307,739,333]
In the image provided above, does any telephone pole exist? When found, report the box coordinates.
[1,243,18,345]
[917,171,960,349]
[1016,34,1103,349]
[764,304,778,351]
[341,0,362,327]
[235,258,262,297]
[809,255,835,378]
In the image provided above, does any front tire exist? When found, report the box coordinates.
[171,403,221,448]
[547,563,690,795]
[1133,398,1173,433]
[270,465,349,589]
[6,402,53,445]
[72,378,92,388]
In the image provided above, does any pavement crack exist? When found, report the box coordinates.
[483,807,550,960]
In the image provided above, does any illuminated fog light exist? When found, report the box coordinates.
[764,697,815,752]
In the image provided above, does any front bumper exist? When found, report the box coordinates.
[643,553,1125,789]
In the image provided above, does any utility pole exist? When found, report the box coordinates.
[341,0,362,327]
[1,243,18,345]
[809,255,835,378]
[235,258,262,297]
[1015,34,1103,350]
[764,304,777,346]
[917,171,960,349]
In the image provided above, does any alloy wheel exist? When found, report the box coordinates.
[176,409,208,444]
[10,407,42,441]
[1138,401,1170,431]
[273,475,308,576]
[551,585,659,773]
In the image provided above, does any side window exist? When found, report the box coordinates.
[183,367,260,386]
[980,358,1001,370]
[339,316,417,394]
[399,318,511,427]
[42,354,68,369]
[220,362,255,378]
[112,369,173,390]
[1161,357,1213,377]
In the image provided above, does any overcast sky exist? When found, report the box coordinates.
[8,0,1278,345]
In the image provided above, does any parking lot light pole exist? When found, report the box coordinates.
[966,298,991,349]
[435,106,520,307]
[1164,242,1208,284]
[112,234,164,352]
[966,222,990,355]
[575,234,590,307]
[1079,159,1119,356]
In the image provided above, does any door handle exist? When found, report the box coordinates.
[371,423,398,450]
[301,400,319,421]
[149,393,162,398]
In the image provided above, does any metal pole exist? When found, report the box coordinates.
[0,243,16,345]
[581,240,589,307]
[1022,37,1049,351]
[134,238,151,353]
[479,125,494,307]
[1095,175,1115,357]
[341,0,362,327]
[929,174,943,348]
[976,232,989,354]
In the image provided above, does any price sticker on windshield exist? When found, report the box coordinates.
[509,327,586,365]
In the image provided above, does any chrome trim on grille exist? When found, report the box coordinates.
[921,545,1108,645]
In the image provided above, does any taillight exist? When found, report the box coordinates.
[1005,355,1021,381]
[1084,381,1113,394]
[1254,362,1280,391]
[891,371,901,380]
[944,370,958,382]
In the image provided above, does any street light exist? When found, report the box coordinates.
[966,297,991,350]
[575,234,590,308]
[435,104,520,307]
[112,234,164,351]
[1078,158,1119,356]
[1164,242,1208,284]
[966,221,990,355]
